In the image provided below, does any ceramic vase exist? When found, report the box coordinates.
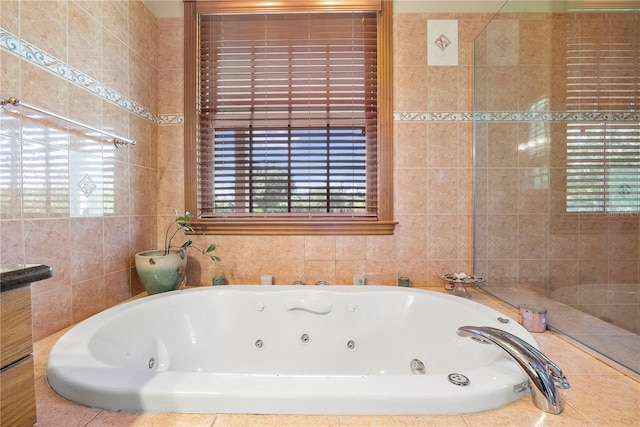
[135,249,187,295]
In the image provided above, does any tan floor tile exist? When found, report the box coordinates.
[460,398,592,427]
[535,332,625,377]
[33,327,69,380]
[35,376,100,427]
[87,411,217,427]
[565,375,640,426]
[212,414,339,427]
[339,414,467,426]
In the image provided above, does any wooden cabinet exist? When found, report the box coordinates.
[1,355,36,427]
[0,264,51,427]
[0,286,37,427]
[1,286,33,366]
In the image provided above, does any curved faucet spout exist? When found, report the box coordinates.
[457,325,570,414]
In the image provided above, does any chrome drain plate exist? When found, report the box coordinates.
[410,358,426,374]
[448,373,470,386]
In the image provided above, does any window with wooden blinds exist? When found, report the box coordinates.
[565,26,640,214]
[184,1,395,235]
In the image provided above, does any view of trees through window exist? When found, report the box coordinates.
[211,126,367,214]
[197,11,379,220]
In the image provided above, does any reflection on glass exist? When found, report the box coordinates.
[473,0,639,374]
[22,141,70,217]
[0,135,22,218]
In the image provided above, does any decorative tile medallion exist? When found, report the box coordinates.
[487,20,519,66]
[78,174,96,198]
[495,34,512,50]
[427,20,458,66]
[434,34,452,51]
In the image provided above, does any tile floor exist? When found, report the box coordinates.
[33,290,640,426]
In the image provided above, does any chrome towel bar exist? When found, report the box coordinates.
[0,96,136,148]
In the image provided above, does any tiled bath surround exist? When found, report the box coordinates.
[30,289,640,425]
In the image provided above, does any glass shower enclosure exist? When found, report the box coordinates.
[473,0,639,374]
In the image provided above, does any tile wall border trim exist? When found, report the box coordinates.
[394,111,640,122]
[0,28,183,126]
[3,29,636,127]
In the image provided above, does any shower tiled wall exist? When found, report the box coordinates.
[474,12,640,334]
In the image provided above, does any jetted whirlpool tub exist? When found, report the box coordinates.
[47,285,538,415]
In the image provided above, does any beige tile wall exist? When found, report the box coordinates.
[0,0,157,340]
[0,2,497,340]
[163,12,495,289]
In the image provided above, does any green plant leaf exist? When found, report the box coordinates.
[166,210,219,263]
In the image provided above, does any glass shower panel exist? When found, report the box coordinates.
[473,0,639,374]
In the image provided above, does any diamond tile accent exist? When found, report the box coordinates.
[78,174,96,198]
[427,20,458,66]
[495,34,512,50]
[434,34,452,51]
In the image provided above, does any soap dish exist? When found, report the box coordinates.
[439,274,485,291]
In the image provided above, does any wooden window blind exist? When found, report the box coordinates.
[199,12,377,219]
[184,0,395,235]
[565,23,640,213]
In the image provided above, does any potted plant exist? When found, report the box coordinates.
[135,211,219,295]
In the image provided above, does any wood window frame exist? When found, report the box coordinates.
[183,0,395,235]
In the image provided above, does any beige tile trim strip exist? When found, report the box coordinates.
[394,111,640,121]
[5,28,636,127]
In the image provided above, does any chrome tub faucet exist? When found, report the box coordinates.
[457,325,570,414]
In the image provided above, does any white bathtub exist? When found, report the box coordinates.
[46,285,537,415]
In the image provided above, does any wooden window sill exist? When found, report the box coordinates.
[187,220,397,235]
